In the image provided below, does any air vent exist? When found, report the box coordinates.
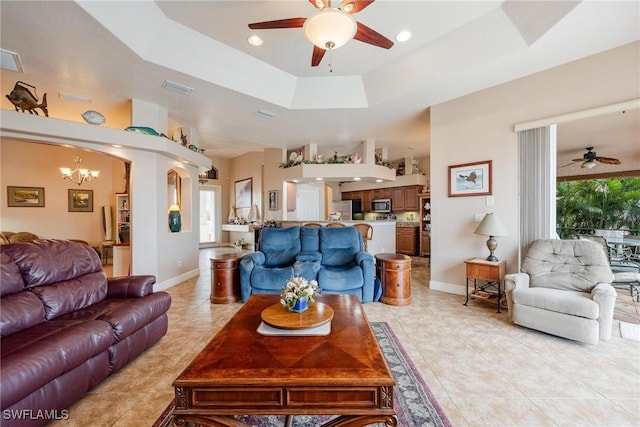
[1,49,23,73]
[256,109,277,119]
[162,80,194,96]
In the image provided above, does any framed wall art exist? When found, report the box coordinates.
[7,186,45,207]
[268,190,278,211]
[448,160,492,197]
[235,178,252,209]
[68,189,93,212]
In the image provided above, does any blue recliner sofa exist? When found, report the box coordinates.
[239,226,375,302]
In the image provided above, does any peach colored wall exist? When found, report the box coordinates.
[430,42,640,292]
[1,140,119,245]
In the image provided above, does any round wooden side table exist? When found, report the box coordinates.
[210,253,242,304]
[375,253,412,306]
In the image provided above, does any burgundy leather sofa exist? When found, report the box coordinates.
[0,240,171,426]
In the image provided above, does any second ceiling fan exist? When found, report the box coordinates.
[248,0,393,67]
[572,147,621,169]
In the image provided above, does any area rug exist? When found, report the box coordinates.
[153,322,451,427]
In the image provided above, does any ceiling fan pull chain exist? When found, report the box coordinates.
[328,50,334,73]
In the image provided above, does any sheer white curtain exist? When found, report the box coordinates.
[517,125,557,267]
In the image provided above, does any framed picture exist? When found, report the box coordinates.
[68,189,93,212]
[235,178,252,209]
[448,160,492,197]
[7,186,45,207]
[268,190,278,211]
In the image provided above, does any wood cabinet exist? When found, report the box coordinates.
[373,188,391,200]
[210,254,242,303]
[375,253,412,306]
[404,186,420,211]
[362,190,373,212]
[419,194,431,257]
[391,187,404,211]
[396,226,418,255]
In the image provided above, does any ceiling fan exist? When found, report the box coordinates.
[568,147,622,169]
[248,0,394,67]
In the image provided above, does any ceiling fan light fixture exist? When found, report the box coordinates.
[303,9,357,50]
[583,160,597,169]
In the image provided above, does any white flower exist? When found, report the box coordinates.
[280,276,320,309]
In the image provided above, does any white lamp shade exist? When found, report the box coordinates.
[474,213,508,236]
[303,9,357,50]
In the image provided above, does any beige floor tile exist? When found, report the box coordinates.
[55,249,640,426]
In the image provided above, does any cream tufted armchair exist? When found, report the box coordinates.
[504,239,617,345]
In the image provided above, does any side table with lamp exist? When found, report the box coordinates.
[464,213,508,313]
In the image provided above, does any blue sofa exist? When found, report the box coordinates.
[240,226,375,302]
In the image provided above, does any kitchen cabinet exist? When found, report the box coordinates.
[391,187,404,211]
[404,186,420,211]
[419,194,431,258]
[396,226,418,255]
[374,188,391,199]
[362,190,373,212]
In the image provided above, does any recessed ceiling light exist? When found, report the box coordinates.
[1,49,23,73]
[247,35,263,46]
[395,30,412,42]
[112,144,122,148]
[375,179,383,183]
[353,177,361,181]
[292,179,299,183]
[315,177,323,181]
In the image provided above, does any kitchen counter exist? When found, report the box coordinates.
[396,222,420,228]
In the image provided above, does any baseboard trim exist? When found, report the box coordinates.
[155,269,199,292]
[430,280,466,296]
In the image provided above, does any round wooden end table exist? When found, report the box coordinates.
[210,253,242,304]
[375,253,412,306]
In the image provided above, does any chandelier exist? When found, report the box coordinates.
[59,155,100,186]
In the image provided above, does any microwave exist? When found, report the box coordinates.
[371,199,392,213]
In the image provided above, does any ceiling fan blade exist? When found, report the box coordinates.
[571,158,583,162]
[595,156,621,165]
[339,0,375,14]
[308,0,329,9]
[353,21,393,49]
[311,45,326,67]
[248,18,307,30]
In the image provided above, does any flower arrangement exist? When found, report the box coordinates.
[280,276,320,312]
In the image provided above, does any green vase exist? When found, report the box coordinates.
[168,210,181,232]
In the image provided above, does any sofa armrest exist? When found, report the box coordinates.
[504,272,530,292]
[107,275,156,298]
[504,273,529,320]
[239,252,266,302]
[592,283,617,342]
[355,251,375,302]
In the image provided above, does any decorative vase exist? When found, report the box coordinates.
[289,298,309,313]
[168,205,181,232]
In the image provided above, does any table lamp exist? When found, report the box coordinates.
[474,213,508,262]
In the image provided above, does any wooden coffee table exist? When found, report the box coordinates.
[172,294,396,427]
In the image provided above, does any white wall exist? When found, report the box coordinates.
[1,112,210,288]
[1,141,117,243]
[430,41,640,293]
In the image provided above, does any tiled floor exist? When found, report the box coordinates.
[53,248,640,426]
